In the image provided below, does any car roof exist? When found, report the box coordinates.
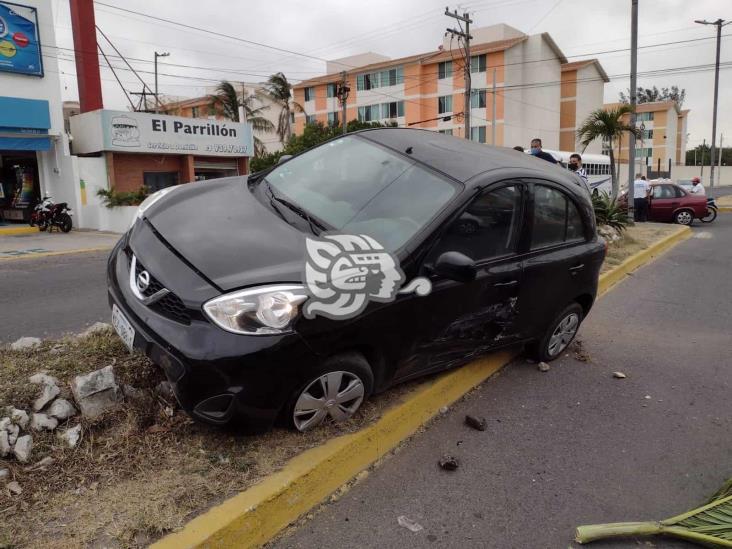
[355,128,581,189]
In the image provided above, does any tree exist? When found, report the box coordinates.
[262,72,304,144]
[619,85,686,107]
[577,105,640,198]
[686,144,732,166]
[209,81,275,156]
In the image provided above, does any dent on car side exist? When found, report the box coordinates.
[107,129,604,433]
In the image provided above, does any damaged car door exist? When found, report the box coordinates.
[397,183,527,379]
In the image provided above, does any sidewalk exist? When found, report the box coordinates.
[0,229,121,260]
[272,218,732,548]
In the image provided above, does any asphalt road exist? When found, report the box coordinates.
[272,215,732,549]
[0,250,111,343]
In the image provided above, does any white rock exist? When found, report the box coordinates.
[13,435,32,463]
[30,413,58,431]
[29,372,59,386]
[6,480,22,495]
[0,430,10,457]
[49,344,67,355]
[34,383,60,411]
[76,322,112,339]
[7,424,19,445]
[58,424,81,448]
[8,408,30,430]
[0,417,9,431]
[0,468,8,479]
[613,371,627,379]
[47,398,76,420]
[71,366,121,418]
[10,337,41,350]
[538,361,551,372]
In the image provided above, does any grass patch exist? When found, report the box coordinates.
[600,222,681,274]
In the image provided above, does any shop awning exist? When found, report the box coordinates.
[0,132,51,151]
[0,97,51,151]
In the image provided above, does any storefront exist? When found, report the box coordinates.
[0,96,51,223]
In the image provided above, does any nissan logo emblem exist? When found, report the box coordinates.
[136,270,151,293]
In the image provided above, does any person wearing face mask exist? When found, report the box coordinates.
[529,138,557,164]
[568,153,588,184]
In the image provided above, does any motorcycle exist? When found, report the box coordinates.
[700,196,717,223]
[29,196,73,233]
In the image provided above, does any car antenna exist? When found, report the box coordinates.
[405,146,413,154]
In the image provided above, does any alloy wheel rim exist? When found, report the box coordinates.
[293,371,365,432]
[547,313,579,357]
[678,211,692,225]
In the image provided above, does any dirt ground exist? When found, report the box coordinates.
[600,222,681,274]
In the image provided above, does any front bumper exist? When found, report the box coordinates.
[106,224,320,432]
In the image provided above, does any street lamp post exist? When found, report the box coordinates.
[694,18,730,192]
[154,51,170,113]
[336,72,350,136]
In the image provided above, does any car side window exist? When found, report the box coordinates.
[427,184,523,263]
[674,185,686,198]
[652,185,663,199]
[531,185,586,249]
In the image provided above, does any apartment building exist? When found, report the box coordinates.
[560,60,609,154]
[603,101,690,172]
[293,24,607,152]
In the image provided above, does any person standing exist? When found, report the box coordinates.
[633,173,650,222]
[529,138,557,164]
[568,153,588,185]
[689,176,706,195]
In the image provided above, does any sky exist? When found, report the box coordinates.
[48,0,731,151]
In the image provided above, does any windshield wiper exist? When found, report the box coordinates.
[264,181,325,235]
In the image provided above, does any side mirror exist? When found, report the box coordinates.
[434,251,477,283]
[277,155,293,165]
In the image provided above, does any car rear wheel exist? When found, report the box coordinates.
[287,352,373,432]
[674,209,694,226]
[528,303,584,362]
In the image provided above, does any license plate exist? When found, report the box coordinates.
[112,303,135,352]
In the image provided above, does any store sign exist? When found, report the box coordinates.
[0,2,43,77]
[99,110,253,157]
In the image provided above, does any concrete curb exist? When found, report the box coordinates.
[0,246,114,261]
[598,224,691,297]
[152,225,693,549]
[0,226,38,236]
[718,206,732,213]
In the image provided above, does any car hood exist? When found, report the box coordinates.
[143,177,307,291]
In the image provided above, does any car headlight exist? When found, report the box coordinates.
[203,285,308,335]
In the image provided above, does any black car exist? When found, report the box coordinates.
[107,129,604,433]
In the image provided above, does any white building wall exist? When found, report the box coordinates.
[574,65,605,154]
[664,108,678,169]
[1,0,75,207]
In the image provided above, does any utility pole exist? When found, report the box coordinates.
[627,0,638,221]
[718,133,724,187]
[701,138,706,180]
[336,71,350,136]
[695,18,730,191]
[491,67,497,145]
[445,8,472,140]
[154,51,169,113]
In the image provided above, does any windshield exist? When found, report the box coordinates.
[263,135,459,251]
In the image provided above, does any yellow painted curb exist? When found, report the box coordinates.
[0,225,38,236]
[718,206,732,213]
[152,349,515,549]
[598,225,691,297]
[0,246,113,261]
[153,223,693,549]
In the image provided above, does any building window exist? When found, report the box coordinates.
[191,106,199,118]
[438,95,453,114]
[326,83,338,98]
[356,67,404,91]
[438,129,453,136]
[438,61,453,79]
[305,114,316,125]
[470,90,486,109]
[290,112,295,123]
[143,172,179,192]
[641,129,653,140]
[304,87,315,102]
[470,126,486,143]
[327,111,339,126]
[637,112,654,122]
[470,54,487,73]
[635,147,652,157]
[357,101,404,122]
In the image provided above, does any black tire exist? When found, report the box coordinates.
[59,213,72,233]
[700,206,717,223]
[527,303,584,363]
[38,221,47,231]
[285,351,374,432]
[673,209,694,226]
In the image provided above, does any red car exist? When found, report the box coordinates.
[621,182,707,225]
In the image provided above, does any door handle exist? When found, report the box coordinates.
[569,264,585,274]
[494,280,518,287]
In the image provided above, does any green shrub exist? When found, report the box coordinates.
[592,191,629,232]
[97,186,150,208]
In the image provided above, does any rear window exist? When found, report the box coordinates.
[532,185,586,249]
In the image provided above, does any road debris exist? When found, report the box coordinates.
[9,337,41,351]
[30,413,58,431]
[465,414,487,431]
[71,365,121,418]
[613,372,627,379]
[572,340,591,362]
[0,430,10,457]
[13,435,33,463]
[397,515,424,532]
[57,425,82,448]
[47,398,77,420]
[538,362,550,372]
[0,468,9,479]
[6,480,22,495]
[8,407,29,430]
[644,395,652,400]
[438,455,460,471]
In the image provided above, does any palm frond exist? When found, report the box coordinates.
[209,81,241,122]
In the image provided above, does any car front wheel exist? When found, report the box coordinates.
[528,303,584,362]
[287,352,373,432]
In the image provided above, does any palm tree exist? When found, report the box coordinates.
[577,104,640,198]
[209,81,274,156]
[262,72,304,144]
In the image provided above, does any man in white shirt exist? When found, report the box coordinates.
[633,174,650,222]
[689,176,706,195]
